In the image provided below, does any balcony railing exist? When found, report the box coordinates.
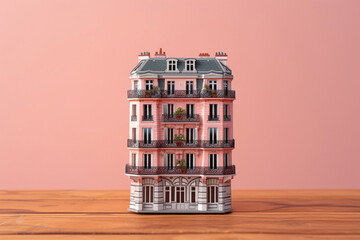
[208,115,219,121]
[223,115,231,121]
[127,139,235,148]
[127,90,235,99]
[131,115,137,121]
[162,114,200,122]
[125,164,236,175]
[142,115,153,121]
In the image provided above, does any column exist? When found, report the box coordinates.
[132,177,143,211]
[198,177,207,211]
[153,177,164,211]
[218,177,225,211]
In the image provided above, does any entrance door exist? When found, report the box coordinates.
[175,186,186,210]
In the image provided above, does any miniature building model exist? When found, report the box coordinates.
[126,49,236,213]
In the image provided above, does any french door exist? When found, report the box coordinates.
[143,128,152,144]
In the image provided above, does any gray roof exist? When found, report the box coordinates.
[131,58,232,75]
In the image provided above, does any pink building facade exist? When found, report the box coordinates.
[126,49,236,213]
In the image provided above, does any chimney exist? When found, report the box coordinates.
[138,51,150,62]
[154,48,166,58]
[215,51,228,65]
[198,53,210,58]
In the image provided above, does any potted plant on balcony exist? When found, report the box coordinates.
[174,134,184,147]
[174,107,186,120]
[145,90,151,98]
[150,86,159,96]
[176,159,186,173]
[211,90,217,97]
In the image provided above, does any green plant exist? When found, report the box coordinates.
[174,134,184,141]
[150,86,159,95]
[176,159,186,168]
[174,107,186,115]
[202,84,210,91]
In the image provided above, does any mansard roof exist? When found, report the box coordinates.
[130,58,232,76]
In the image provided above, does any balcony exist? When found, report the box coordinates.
[142,115,153,121]
[223,115,231,121]
[131,115,137,121]
[127,139,235,148]
[162,114,200,122]
[125,164,236,175]
[127,90,235,99]
[208,115,219,121]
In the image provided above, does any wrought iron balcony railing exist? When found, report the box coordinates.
[127,139,235,148]
[125,164,236,175]
[208,115,219,121]
[131,115,137,121]
[142,115,153,121]
[127,90,235,99]
[162,114,200,122]
[223,115,231,121]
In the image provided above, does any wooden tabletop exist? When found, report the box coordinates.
[0,190,359,239]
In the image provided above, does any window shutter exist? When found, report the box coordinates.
[163,104,168,114]
[164,127,168,140]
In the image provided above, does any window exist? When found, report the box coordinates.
[131,153,137,167]
[167,81,175,94]
[134,80,139,90]
[186,104,194,118]
[167,60,177,71]
[143,154,152,169]
[176,186,185,203]
[143,104,152,121]
[209,154,218,169]
[163,104,174,118]
[131,105,137,121]
[209,128,218,144]
[165,153,174,169]
[191,186,196,203]
[209,104,218,120]
[143,185,154,203]
[186,153,195,169]
[185,60,195,71]
[145,80,153,91]
[186,128,196,144]
[224,128,229,143]
[165,186,178,203]
[207,186,218,203]
[132,128,137,142]
[223,80,228,91]
[209,80,217,90]
[224,104,230,121]
[165,186,170,203]
[164,127,174,144]
[224,153,229,168]
[143,128,152,144]
[186,81,194,94]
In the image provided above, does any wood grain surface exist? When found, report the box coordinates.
[0,190,359,239]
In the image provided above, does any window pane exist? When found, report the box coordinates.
[207,186,210,203]
[150,186,153,203]
[171,186,175,202]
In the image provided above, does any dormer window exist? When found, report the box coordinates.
[167,59,178,71]
[185,60,195,71]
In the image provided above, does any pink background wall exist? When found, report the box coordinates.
[0,0,359,189]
